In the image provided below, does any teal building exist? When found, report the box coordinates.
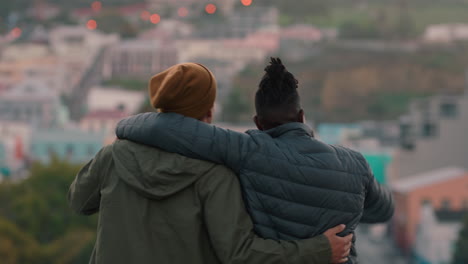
[361,152,392,184]
[31,130,106,164]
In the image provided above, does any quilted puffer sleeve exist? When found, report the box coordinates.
[116,112,255,173]
[359,156,395,223]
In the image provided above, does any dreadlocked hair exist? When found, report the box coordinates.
[255,57,300,117]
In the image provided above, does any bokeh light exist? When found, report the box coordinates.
[205,4,217,14]
[150,14,161,24]
[91,1,102,12]
[241,0,252,6]
[140,10,151,21]
[178,7,189,17]
[11,27,22,38]
[87,19,97,30]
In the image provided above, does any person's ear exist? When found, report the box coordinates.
[253,115,264,131]
[200,108,214,124]
[297,109,305,123]
[207,108,213,118]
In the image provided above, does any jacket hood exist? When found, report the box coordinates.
[111,139,216,200]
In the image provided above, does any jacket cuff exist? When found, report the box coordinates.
[300,234,332,264]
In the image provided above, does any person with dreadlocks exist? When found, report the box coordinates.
[115,59,394,263]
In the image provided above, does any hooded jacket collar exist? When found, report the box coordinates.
[263,122,315,138]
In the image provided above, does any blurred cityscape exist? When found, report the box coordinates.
[0,0,468,263]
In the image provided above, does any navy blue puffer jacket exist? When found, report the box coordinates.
[116,112,394,263]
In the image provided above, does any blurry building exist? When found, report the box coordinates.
[80,109,128,144]
[228,6,278,37]
[176,38,273,64]
[423,24,468,44]
[139,20,194,40]
[87,87,146,115]
[49,26,119,120]
[0,43,65,93]
[80,109,127,133]
[0,122,32,156]
[414,204,463,264]
[316,123,361,145]
[26,2,60,20]
[391,167,468,252]
[0,122,32,180]
[177,31,278,102]
[31,129,106,164]
[50,26,120,56]
[147,0,236,16]
[49,26,119,63]
[388,93,468,180]
[193,6,278,39]
[102,39,178,79]
[73,3,149,24]
[49,26,119,95]
[0,80,67,128]
[356,120,401,148]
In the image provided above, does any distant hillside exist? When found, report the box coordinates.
[223,44,468,123]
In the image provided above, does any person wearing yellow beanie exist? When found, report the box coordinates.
[149,62,217,121]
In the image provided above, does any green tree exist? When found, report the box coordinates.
[453,216,468,264]
[0,218,44,264]
[11,158,96,244]
[0,158,98,264]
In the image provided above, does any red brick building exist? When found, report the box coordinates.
[391,167,468,252]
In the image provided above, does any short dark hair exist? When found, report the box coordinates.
[255,57,301,127]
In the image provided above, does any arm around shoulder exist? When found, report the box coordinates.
[116,112,255,173]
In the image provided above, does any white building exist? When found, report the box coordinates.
[49,26,119,59]
[0,80,68,128]
[0,43,66,94]
[414,204,463,264]
[388,91,468,180]
[49,26,119,95]
[102,39,178,79]
[87,87,146,115]
[423,24,468,44]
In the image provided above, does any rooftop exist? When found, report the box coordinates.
[392,167,466,193]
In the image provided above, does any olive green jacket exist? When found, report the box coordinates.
[68,140,331,264]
